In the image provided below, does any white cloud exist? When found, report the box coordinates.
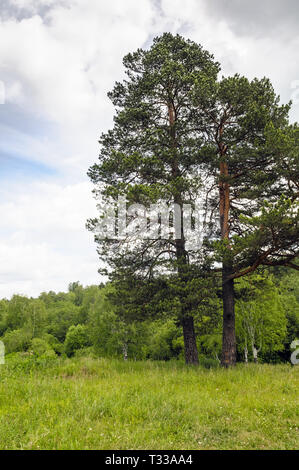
[0,1,160,298]
[160,0,299,121]
[0,1,155,124]
[0,0,298,298]
[0,0,157,174]
[9,0,61,9]
[0,180,100,298]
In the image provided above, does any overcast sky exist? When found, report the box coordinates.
[0,0,298,298]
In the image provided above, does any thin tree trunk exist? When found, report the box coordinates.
[244,343,248,364]
[252,345,258,363]
[182,316,199,365]
[123,343,128,361]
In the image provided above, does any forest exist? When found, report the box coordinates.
[0,267,298,366]
[1,33,299,369]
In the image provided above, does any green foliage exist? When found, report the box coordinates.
[147,320,183,360]
[87,33,298,368]
[30,338,56,358]
[196,72,298,275]
[87,33,222,364]
[68,281,84,306]
[25,300,47,338]
[6,295,30,330]
[0,299,8,336]
[236,273,288,362]
[0,272,298,363]
[199,334,222,361]
[42,333,64,355]
[64,324,90,357]
[46,300,80,342]
[2,328,32,354]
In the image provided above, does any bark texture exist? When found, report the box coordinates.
[221,265,236,367]
[182,316,199,365]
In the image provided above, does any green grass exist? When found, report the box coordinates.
[0,356,298,449]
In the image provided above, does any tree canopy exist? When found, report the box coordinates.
[87,33,298,366]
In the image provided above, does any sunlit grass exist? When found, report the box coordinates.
[0,356,298,449]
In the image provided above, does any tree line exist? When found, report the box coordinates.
[0,269,298,364]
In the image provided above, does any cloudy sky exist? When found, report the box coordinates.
[0,0,298,298]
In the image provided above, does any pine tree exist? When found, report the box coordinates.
[88,33,219,364]
[193,75,299,366]
[88,34,299,367]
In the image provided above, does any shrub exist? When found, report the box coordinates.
[30,338,55,357]
[74,347,95,358]
[1,328,31,353]
[64,324,90,357]
[42,333,64,355]
[146,320,183,361]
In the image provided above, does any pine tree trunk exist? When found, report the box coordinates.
[218,154,236,367]
[221,264,236,367]
[176,236,199,365]
[182,316,199,365]
[168,101,199,366]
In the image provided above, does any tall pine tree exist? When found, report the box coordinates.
[88,33,219,364]
[193,75,299,366]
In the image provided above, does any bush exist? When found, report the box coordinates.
[64,324,90,357]
[4,351,57,373]
[30,338,56,357]
[198,334,222,361]
[147,320,183,361]
[42,333,64,355]
[1,329,31,353]
[74,347,95,358]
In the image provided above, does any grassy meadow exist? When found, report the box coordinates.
[0,355,298,450]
